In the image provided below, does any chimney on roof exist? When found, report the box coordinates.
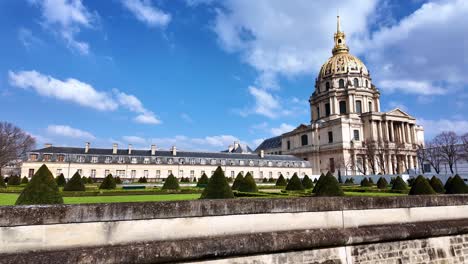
[112,143,118,154]
[151,144,156,155]
[128,144,133,155]
[260,150,265,158]
[85,142,90,153]
[171,146,177,156]
[228,145,234,152]
[44,143,52,148]
[234,141,240,150]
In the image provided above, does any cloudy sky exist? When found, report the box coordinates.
[1,0,467,151]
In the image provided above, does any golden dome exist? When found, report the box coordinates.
[318,16,369,80]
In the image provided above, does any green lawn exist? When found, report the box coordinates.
[0,193,200,206]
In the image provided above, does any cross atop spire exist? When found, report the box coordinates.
[337,14,341,33]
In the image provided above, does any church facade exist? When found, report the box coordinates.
[256,17,424,176]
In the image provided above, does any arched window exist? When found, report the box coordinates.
[325,82,330,91]
[339,79,345,88]
[356,100,362,113]
[339,101,347,114]
[365,80,369,88]
[354,78,359,87]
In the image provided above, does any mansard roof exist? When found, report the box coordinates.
[254,136,282,152]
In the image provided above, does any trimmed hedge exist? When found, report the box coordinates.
[444,177,453,191]
[7,175,21,186]
[344,178,355,185]
[99,174,117,190]
[262,178,268,183]
[231,173,244,190]
[445,175,467,194]
[162,174,180,190]
[314,172,344,197]
[0,175,6,188]
[285,173,304,191]
[391,176,407,191]
[376,177,388,189]
[63,172,86,192]
[138,177,148,183]
[302,175,314,189]
[268,178,275,183]
[275,174,287,186]
[238,172,258,193]
[15,164,63,205]
[429,176,445,193]
[409,175,436,195]
[115,176,122,184]
[200,166,234,199]
[360,177,372,187]
[56,173,66,186]
[196,173,209,187]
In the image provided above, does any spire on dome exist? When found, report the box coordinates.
[337,15,341,33]
[332,14,349,55]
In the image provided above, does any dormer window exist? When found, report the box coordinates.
[91,156,98,163]
[200,159,206,165]
[30,154,38,161]
[190,159,195,165]
[156,158,162,164]
[118,156,125,163]
[168,158,173,164]
[105,156,112,164]
[179,158,185,164]
[210,159,216,165]
[57,155,65,162]
[131,157,137,164]
[144,157,150,164]
[249,160,254,166]
[43,154,51,161]
[77,155,85,163]
[221,160,226,165]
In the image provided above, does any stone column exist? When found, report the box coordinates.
[333,96,338,115]
[369,120,374,140]
[377,121,383,142]
[387,154,393,175]
[384,121,389,141]
[388,121,393,142]
[408,155,414,171]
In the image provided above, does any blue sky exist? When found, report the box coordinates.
[0,0,467,151]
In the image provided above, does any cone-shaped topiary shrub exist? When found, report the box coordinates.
[302,175,314,189]
[56,173,66,186]
[99,174,117,190]
[21,176,29,184]
[238,172,258,193]
[445,175,467,194]
[115,176,122,184]
[227,177,233,183]
[64,171,86,191]
[409,175,436,195]
[82,176,89,185]
[0,175,6,188]
[196,173,209,187]
[376,177,388,189]
[444,177,453,190]
[138,177,147,183]
[312,173,326,193]
[15,164,63,205]
[391,176,407,191]
[162,173,180,190]
[338,173,343,184]
[87,177,94,184]
[275,174,287,186]
[286,173,304,191]
[7,175,21,185]
[314,172,344,197]
[268,178,275,183]
[429,176,445,193]
[368,177,374,185]
[262,178,268,183]
[231,173,244,190]
[360,177,372,187]
[407,178,415,186]
[201,166,234,199]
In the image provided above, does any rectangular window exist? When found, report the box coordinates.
[353,130,360,141]
[356,100,362,113]
[211,171,215,175]
[77,169,82,175]
[231,171,235,177]
[328,131,333,143]
[117,170,125,177]
[168,170,172,176]
[269,172,272,178]
[316,106,320,119]
[105,170,110,176]
[325,103,331,116]
[43,154,51,161]
[250,171,254,177]
[131,170,136,178]
[339,101,347,114]
[56,169,62,176]
[423,164,431,173]
[286,172,290,176]
[287,140,291,150]
[301,135,308,146]
[144,170,149,177]
[201,170,205,175]
[260,171,264,178]
[179,170,183,177]
[190,170,195,177]
[278,172,281,177]
[30,154,38,161]
[91,169,96,177]
[156,170,161,178]
[57,155,65,162]
[91,156,98,163]
[28,169,34,177]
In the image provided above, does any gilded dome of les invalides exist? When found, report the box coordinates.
[318,16,369,81]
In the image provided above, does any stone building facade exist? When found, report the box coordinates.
[256,17,424,176]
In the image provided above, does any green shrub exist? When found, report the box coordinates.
[429,176,445,193]
[368,177,374,185]
[7,175,21,186]
[313,178,318,183]
[268,178,275,183]
[15,164,63,205]
[56,173,66,186]
[275,174,287,186]
[87,177,94,184]
[21,176,29,184]
[409,175,436,195]
[338,173,343,184]
[231,173,244,190]
[360,177,372,187]
[407,178,415,186]
[444,177,453,190]
[193,177,197,183]
[0,175,6,188]
[302,175,314,189]
[285,173,304,191]
[196,173,209,187]
[445,175,467,194]
[64,172,86,192]
[314,172,344,197]
[115,176,122,184]
[376,177,388,189]
[262,178,268,183]
[200,166,234,199]
[138,177,148,183]
[162,174,180,190]
[312,173,326,193]
[227,177,233,183]
[344,178,355,185]
[238,172,258,193]
[391,176,407,191]
[99,174,117,190]
[81,176,88,185]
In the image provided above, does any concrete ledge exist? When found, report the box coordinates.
[2,195,468,227]
[2,219,468,264]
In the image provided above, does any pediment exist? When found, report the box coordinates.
[386,108,412,118]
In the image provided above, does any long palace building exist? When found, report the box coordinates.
[21,142,311,180]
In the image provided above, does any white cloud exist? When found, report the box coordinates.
[419,119,468,139]
[47,125,95,139]
[122,0,171,27]
[248,86,281,118]
[114,90,161,125]
[379,80,447,95]
[135,112,161,124]
[18,27,43,49]
[29,0,96,55]
[270,123,294,136]
[8,70,117,111]
[122,135,147,144]
[386,101,408,112]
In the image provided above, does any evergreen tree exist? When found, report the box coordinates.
[15,164,63,205]
[115,176,122,184]
[409,175,436,195]
[444,177,453,190]
[445,175,467,194]
[312,173,326,193]
[302,175,314,189]
[7,175,21,185]
[376,177,388,189]
[275,174,287,186]
[314,172,344,197]
[227,177,233,183]
[238,172,258,193]
[81,176,88,185]
[262,178,268,183]
[63,171,86,191]
[231,173,244,190]
[360,177,372,187]
[87,177,94,184]
[0,175,6,188]
[429,176,445,193]
[200,166,234,199]
[391,176,408,191]
[285,173,305,191]
[338,172,343,184]
[268,178,275,183]
[56,173,66,186]
[138,177,147,183]
[21,176,29,184]
[99,174,117,190]
[162,173,180,190]
[196,173,209,187]
[368,177,374,185]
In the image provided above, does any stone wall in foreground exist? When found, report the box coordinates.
[1,196,468,263]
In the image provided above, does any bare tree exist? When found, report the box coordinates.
[363,139,377,175]
[416,143,427,173]
[395,142,413,172]
[375,142,387,174]
[0,122,36,176]
[462,133,468,161]
[425,141,442,174]
[434,132,460,174]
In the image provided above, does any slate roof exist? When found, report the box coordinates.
[254,136,282,152]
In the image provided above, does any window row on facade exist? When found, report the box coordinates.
[319,78,370,93]
[314,99,374,120]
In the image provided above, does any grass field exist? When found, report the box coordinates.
[0,193,200,206]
